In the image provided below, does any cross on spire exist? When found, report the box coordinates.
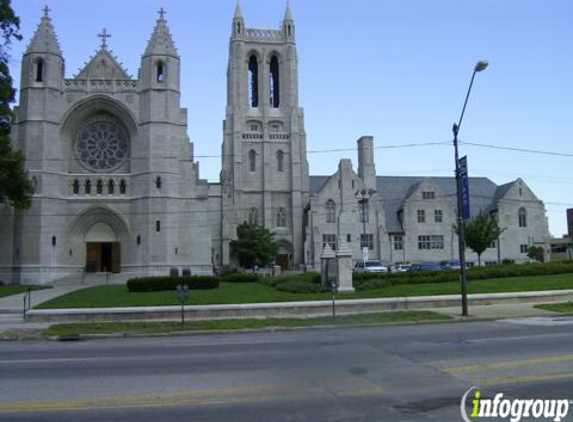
[42,5,51,17]
[97,28,111,49]
[158,7,166,21]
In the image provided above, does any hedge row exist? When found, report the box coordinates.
[127,275,219,292]
[353,261,573,291]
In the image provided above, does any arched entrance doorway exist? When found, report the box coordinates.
[85,222,121,273]
[276,240,293,271]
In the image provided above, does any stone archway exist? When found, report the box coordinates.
[276,240,293,270]
[85,222,121,273]
[68,205,130,275]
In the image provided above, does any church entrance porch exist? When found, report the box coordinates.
[86,242,120,273]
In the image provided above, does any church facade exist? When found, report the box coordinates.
[0,5,550,285]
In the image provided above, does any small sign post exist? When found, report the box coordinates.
[176,284,189,325]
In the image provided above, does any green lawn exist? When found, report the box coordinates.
[41,311,451,337]
[534,302,573,313]
[0,284,51,298]
[36,273,573,309]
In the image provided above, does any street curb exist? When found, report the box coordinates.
[25,289,573,323]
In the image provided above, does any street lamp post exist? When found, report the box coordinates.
[454,60,488,317]
[355,188,377,256]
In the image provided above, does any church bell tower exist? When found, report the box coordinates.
[220,3,309,268]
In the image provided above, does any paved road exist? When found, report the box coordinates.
[1,316,573,421]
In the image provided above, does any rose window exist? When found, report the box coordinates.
[75,120,129,171]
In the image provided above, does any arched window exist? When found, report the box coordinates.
[96,179,103,194]
[326,199,336,223]
[108,179,115,194]
[248,149,256,172]
[269,55,280,108]
[73,179,80,195]
[119,179,126,194]
[85,179,92,195]
[277,150,284,172]
[156,62,164,83]
[248,55,259,107]
[277,207,287,227]
[248,207,258,225]
[155,176,162,189]
[518,208,527,228]
[35,59,44,82]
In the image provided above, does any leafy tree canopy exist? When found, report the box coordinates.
[458,210,505,266]
[527,245,545,263]
[0,0,33,209]
[230,222,279,269]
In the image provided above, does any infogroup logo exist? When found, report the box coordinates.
[460,387,571,422]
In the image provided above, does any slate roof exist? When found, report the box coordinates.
[310,175,501,233]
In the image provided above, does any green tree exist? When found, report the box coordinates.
[230,222,279,269]
[527,245,545,263]
[0,0,34,209]
[459,210,505,266]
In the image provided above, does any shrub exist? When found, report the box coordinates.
[259,272,321,288]
[217,265,239,278]
[352,272,389,281]
[224,273,258,283]
[127,275,219,292]
[275,279,326,294]
[353,278,393,291]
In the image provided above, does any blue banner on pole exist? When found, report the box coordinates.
[459,156,470,220]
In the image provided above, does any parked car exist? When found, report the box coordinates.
[390,264,412,273]
[409,262,443,272]
[354,260,389,273]
[440,260,461,270]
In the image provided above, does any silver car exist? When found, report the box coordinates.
[354,260,388,273]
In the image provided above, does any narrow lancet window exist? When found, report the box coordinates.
[248,55,259,107]
[35,59,44,82]
[248,149,256,172]
[269,56,280,108]
[277,150,284,172]
[157,62,164,83]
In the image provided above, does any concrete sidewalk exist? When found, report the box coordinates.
[0,284,87,314]
[18,289,573,323]
[1,286,571,337]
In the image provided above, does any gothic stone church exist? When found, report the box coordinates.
[0,5,550,285]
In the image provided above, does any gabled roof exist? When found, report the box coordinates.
[75,48,131,80]
[309,174,500,233]
[143,12,178,58]
[25,9,62,55]
[492,181,515,204]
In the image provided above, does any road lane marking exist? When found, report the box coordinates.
[441,353,573,374]
[471,372,573,386]
[0,378,383,414]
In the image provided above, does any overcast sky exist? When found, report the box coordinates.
[9,0,573,237]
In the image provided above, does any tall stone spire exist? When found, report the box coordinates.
[234,1,243,19]
[143,8,178,58]
[284,1,293,21]
[25,6,62,55]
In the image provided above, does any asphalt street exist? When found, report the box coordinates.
[1,316,573,421]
